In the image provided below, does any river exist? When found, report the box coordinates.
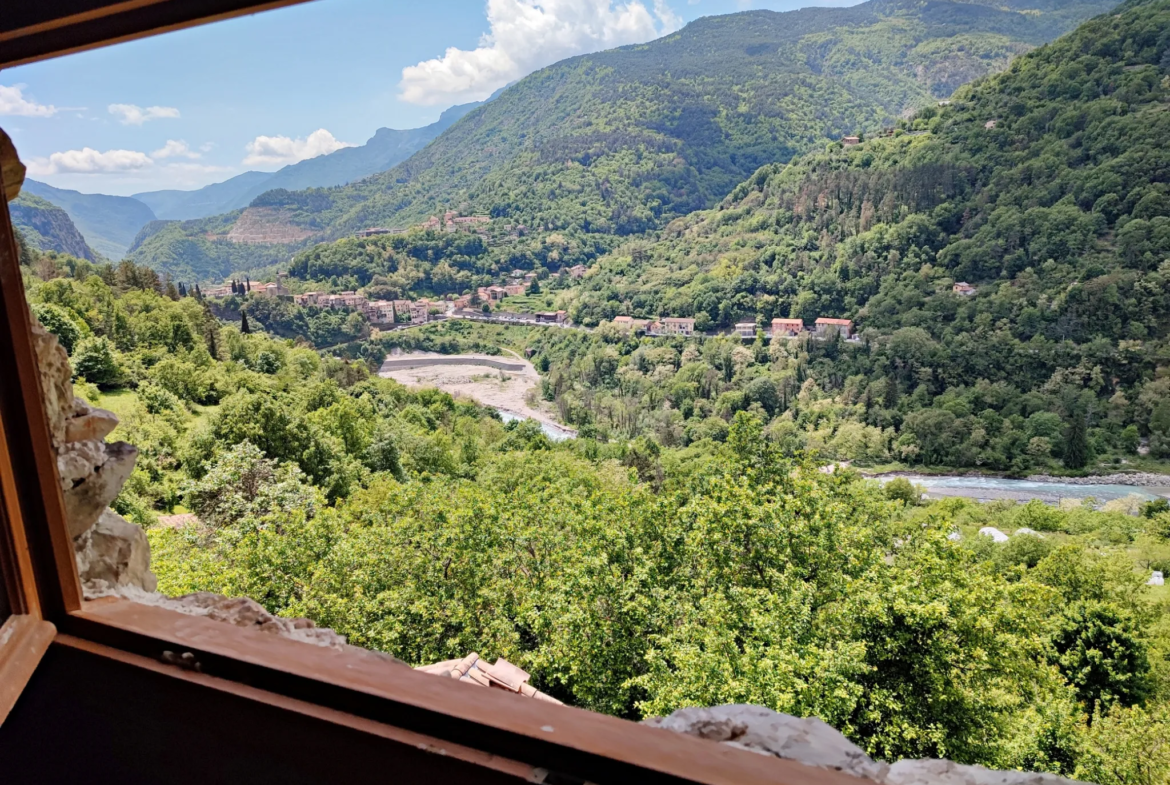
[876,474,1168,504]
[496,410,576,442]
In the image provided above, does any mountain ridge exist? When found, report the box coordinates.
[127,0,1123,282]
[132,98,487,221]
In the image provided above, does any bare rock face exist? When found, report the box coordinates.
[645,705,889,781]
[29,318,74,450]
[59,440,138,539]
[885,760,1085,785]
[75,510,158,593]
[646,706,1093,785]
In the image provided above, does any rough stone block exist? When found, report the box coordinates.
[644,705,889,781]
[65,405,120,443]
[76,510,157,594]
[885,760,1086,785]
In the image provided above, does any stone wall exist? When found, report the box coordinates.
[646,705,1092,785]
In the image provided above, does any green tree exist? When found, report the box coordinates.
[70,336,121,386]
[1050,603,1151,715]
[1063,414,1090,470]
[31,302,82,353]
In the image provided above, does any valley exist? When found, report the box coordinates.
[9,0,1170,778]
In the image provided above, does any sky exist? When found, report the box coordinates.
[0,0,857,197]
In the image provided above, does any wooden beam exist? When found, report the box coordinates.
[0,162,84,620]
[0,0,317,69]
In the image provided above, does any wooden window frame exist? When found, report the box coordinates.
[0,4,869,782]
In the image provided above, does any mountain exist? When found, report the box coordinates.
[131,100,485,221]
[131,171,274,222]
[11,192,99,261]
[560,0,1170,470]
[22,179,156,259]
[129,0,1123,281]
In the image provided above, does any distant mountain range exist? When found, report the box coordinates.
[132,99,485,221]
[12,99,487,260]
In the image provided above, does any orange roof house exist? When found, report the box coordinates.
[415,653,562,704]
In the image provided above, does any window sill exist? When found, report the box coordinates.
[62,598,866,785]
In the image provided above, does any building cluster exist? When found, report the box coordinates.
[203,273,290,299]
[293,290,433,325]
[610,315,856,340]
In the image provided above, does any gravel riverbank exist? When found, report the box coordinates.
[1025,472,1170,487]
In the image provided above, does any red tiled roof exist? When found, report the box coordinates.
[815,317,853,326]
[415,653,562,704]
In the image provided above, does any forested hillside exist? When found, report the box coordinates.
[129,0,1120,279]
[522,0,1170,472]
[11,191,98,261]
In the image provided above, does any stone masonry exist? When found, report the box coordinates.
[646,705,1092,785]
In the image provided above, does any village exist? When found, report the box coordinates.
[204,271,868,341]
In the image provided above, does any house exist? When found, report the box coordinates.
[814,317,854,338]
[842,136,860,146]
[368,300,396,324]
[203,284,233,298]
[612,316,649,332]
[391,300,413,321]
[409,302,429,324]
[294,291,324,306]
[734,322,757,339]
[659,317,696,336]
[421,216,441,231]
[535,311,566,324]
[953,282,976,296]
[984,119,998,129]
[452,294,473,309]
[568,264,587,279]
[771,318,804,338]
[479,286,508,302]
[937,99,952,107]
[503,284,526,297]
[452,215,490,227]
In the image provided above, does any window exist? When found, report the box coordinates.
[0,5,834,784]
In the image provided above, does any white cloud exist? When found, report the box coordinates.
[27,147,154,176]
[242,128,353,167]
[152,139,201,159]
[0,84,57,117]
[108,103,180,125]
[399,0,682,106]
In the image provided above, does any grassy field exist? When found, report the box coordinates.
[79,386,219,440]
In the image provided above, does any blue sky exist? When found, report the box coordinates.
[0,0,856,196]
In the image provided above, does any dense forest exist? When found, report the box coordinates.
[127,0,1121,279]
[17,238,1170,783]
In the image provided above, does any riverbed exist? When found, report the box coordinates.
[378,351,576,439]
